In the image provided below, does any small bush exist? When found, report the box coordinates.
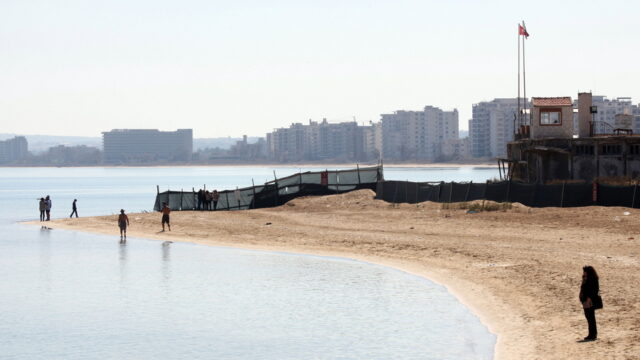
[442,201,512,212]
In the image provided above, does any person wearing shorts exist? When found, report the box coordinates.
[161,202,171,232]
[118,209,129,242]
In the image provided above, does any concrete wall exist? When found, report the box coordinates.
[577,93,592,138]
[508,137,640,183]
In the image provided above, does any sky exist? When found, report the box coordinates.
[1,0,639,138]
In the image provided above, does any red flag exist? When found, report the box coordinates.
[519,24,529,38]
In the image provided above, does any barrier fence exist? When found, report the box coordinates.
[375,180,639,208]
[153,165,383,211]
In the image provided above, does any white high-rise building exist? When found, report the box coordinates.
[102,129,193,163]
[268,119,371,162]
[0,136,28,164]
[575,96,640,133]
[470,98,524,158]
[381,106,458,161]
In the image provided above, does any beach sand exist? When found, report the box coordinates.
[33,190,639,359]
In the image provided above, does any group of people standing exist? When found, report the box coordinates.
[37,196,78,221]
[196,189,219,210]
[37,196,53,221]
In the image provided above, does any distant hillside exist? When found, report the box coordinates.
[0,134,263,153]
[0,134,102,153]
[194,137,262,150]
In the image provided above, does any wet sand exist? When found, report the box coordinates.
[31,190,640,359]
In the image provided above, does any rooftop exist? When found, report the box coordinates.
[532,97,573,107]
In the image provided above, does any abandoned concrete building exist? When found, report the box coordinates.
[505,92,640,183]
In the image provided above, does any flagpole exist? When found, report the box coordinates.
[522,21,527,125]
[517,23,521,131]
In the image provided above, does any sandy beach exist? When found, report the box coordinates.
[33,190,639,359]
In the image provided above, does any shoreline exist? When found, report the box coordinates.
[26,190,640,359]
[1,162,498,169]
[29,219,505,358]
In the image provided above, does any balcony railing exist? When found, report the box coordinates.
[590,121,633,136]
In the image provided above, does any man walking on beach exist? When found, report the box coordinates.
[161,202,171,232]
[70,199,78,218]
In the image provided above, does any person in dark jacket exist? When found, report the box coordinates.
[579,265,600,341]
[38,197,46,221]
[70,199,78,218]
[197,189,204,210]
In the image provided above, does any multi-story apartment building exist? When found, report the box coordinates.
[470,98,525,158]
[360,122,381,161]
[0,136,28,164]
[588,96,639,125]
[381,106,458,161]
[268,119,373,162]
[269,123,305,162]
[102,129,193,163]
[442,137,471,160]
[570,95,640,134]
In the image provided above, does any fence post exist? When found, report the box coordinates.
[392,182,399,205]
[273,170,279,206]
[632,181,639,208]
[505,179,511,203]
[438,181,444,202]
[180,189,184,211]
[405,181,409,203]
[448,182,454,203]
[482,180,489,200]
[560,181,566,208]
[357,164,361,185]
[415,181,419,203]
[464,181,472,202]
[251,179,257,209]
[225,191,231,211]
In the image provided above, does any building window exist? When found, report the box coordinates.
[629,144,640,155]
[601,144,622,155]
[574,145,594,155]
[540,109,562,125]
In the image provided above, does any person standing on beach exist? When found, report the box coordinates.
[197,189,204,210]
[70,199,78,218]
[204,190,211,211]
[38,198,46,221]
[212,190,219,210]
[161,202,171,231]
[580,265,601,341]
[118,209,129,241]
[45,195,52,221]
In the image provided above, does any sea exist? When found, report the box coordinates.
[0,166,498,360]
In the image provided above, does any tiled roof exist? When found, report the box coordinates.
[532,97,573,107]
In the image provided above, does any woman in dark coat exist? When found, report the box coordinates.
[579,265,600,341]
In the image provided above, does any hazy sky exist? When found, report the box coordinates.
[2,0,639,137]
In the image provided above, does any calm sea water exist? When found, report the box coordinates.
[0,166,497,359]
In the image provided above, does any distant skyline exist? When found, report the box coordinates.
[2,0,639,137]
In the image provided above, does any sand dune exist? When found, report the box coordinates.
[34,189,640,359]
